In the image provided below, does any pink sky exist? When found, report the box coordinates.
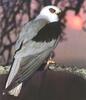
[54,10,86,66]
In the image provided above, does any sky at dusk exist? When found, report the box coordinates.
[54,10,86,67]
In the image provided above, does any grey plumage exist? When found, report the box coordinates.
[6,19,53,89]
[4,6,62,96]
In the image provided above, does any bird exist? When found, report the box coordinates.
[4,5,64,96]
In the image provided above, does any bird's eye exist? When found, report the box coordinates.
[49,8,56,13]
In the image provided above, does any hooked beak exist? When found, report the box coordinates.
[55,12,61,18]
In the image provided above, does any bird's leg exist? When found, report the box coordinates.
[44,51,56,70]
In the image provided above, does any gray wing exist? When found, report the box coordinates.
[6,19,53,89]
[8,47,53,90]
[15,19,49,51]
[6,38,56,90]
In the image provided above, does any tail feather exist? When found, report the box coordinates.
[7,48,52,90]
[8,83,22,96]
[5,48,53,91]
[5,58,21,89]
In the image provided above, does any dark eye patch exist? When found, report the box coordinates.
[49,8,56,13]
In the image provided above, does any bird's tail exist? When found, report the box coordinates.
[8,83,22,96]
[5,58,21,89]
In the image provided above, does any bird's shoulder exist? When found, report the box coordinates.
[21,18,49,33]
[32,21,62,42]
[15,19,49,51]
[18,18,49,40]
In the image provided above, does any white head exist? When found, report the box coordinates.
[38,5,61,22]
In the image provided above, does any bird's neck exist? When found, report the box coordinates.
[35,14,59,23]
[35,15,50,22]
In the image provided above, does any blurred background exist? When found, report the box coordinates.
[0,0,86,67]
